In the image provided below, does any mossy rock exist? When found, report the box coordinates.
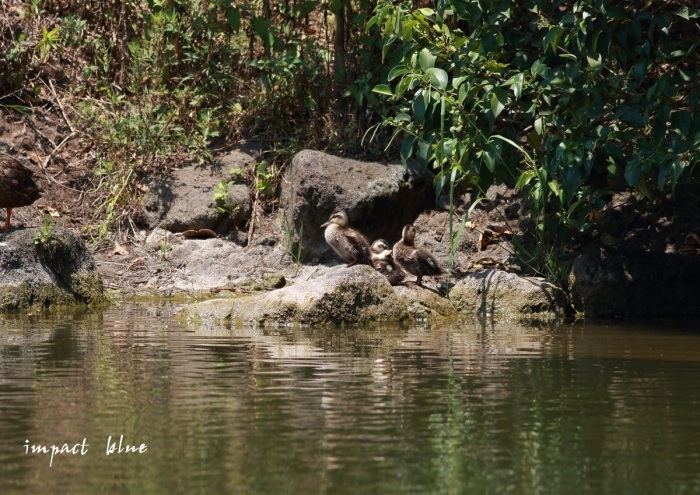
[0,228,104,310]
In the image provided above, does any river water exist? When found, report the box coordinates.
[1,303,700,494]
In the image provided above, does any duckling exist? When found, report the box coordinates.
[392,224,444,286]
[370,238,405,285]
[0,155,42,230]
[321,210,372,267]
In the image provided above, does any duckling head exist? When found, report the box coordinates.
[371,239,390,253]
[321,210,349,229]
[401,224,416,246]
[370,239,392,260]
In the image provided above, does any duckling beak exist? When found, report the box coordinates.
[320,221,330,228]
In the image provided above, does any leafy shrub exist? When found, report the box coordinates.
[371,0,699,275]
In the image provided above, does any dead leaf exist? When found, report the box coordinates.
[41,205,61,217]
[685,233,700,246]
[478,230,493,250]
[469,257,504,270]
[589,209,605,221]
[487,224,512,236]
[107,241,129,258]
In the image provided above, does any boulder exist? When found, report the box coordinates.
[139,146,257,233]
[569,247,700,317]
[0,228,104,309]
[182,265,410,326]
[449,269,568,318]
[280,150,435,262]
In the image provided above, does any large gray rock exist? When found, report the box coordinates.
[140,147,257,233]
[182,265,410,326]
[281,150,435,262]
[0,228,104,309]
[449,269,568,318]
[569,247,700,317]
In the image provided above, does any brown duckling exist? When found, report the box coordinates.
[0,155,42,230]
[392,224,444,286]
[370,238,405,285]
[321,210,372,267]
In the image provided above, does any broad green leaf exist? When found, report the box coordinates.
[586,53,602,68]
[412,92,427,123]
[396,75,412,95]
[544,27,562,53]
[419,48,437,71]
[400,136,415,167]
[372,84,393,96]
[226,7,241,32]
[516,169,536,189]
[624,159,642,187]
[534,117,544,135]
[481,149,496,172]
[548,180,562,200]
[490,89,508,118]
[388,65,409,81]
[504,72,524,99]
[671,110,691,135]
[426,68,448,90]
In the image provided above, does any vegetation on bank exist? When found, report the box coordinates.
[0,0,698,281]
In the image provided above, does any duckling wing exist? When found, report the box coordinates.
[417,248,444,275]
[346,229,372,264]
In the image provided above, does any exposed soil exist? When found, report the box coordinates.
[2,104,700,294]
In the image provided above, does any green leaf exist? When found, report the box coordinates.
[372,84,393,96]
[400,136,415,167]
[481,149,496,172]
[534,117,544,135]
[412,91,427,123]
[671,110,691,135]
[426,68,448,90]
[388,65,409,81]
[586,53,602,69]
[226,7,241,32]
[504,72,524,99]
[396,75,413,95]
[490,89,508,118]
[516,169,536,189]
[419,48,437,71]
[544,27,562,53]
[624,159,642,187]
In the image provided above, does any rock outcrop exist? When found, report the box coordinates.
[183,265,410,326]
[281,150,435,262]
[0,228,104,310]
[181,265,570,328]
[449,269,568,318]
[139,145,258,233]
[569,247,700,317]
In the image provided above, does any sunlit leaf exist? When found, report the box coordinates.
[426,68,448,90]
[372,84,393,96]
[419,48,437,71]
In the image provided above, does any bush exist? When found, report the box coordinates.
[370,0,700,276]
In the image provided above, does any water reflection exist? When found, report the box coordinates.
[1,305,700,494]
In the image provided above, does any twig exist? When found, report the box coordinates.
[46,78,75,133]
[41,131,76,171]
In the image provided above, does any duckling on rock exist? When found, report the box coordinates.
[392,224,444,286]
[321,210,372,267]
[0,155,42,230]
[370,239,405,286]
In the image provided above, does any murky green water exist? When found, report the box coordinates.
[1,304,700,494]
